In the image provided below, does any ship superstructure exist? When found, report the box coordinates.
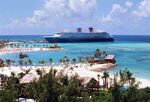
[44,27,114,43]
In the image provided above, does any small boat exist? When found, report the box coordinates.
[19,53,28,59]
[50,44,60,48]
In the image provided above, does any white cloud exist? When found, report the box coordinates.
[133,0,150,18]
[4,0,97,30]
[125,1,133,8]
[101,4,128,24]
[98,0,150,34]
[1,0,150,35]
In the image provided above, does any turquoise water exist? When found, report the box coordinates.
[1,42,150,79]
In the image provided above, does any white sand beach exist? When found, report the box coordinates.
[0,63,149,88]
[136,78,150,88]
[0,47,63,55]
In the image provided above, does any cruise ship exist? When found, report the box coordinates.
[44,27,114,43]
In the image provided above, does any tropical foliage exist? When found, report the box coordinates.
[0,68,150,102]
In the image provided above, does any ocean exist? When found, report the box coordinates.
[0,35,150,79]
[0,35,150,42]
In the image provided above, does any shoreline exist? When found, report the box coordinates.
[136,78,150,88]
[0,63,149,88]
[0,47,63,55]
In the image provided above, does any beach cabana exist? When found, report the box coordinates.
[93,58,105,64]
[104,55,116,64]
[80,77,99,91]
[20,74,40,84]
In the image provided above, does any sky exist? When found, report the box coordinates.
[0,0,150,35]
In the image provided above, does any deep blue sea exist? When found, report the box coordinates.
[0,35,150,42]
[0,35,150,79]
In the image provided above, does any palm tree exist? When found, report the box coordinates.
[49,58,53,68]
[88,57,94,65]
[36,69,42,77]
[5,44,8,47]
[95,50,102,58]
[18,44,20,47]
[0,74,7,90]
[119,68,132,86]
[49,58,52,64]
[96,48,100,52]
[62,56,68,66]
[18,60,24,66]
[22,44,24,47]
[63,56,68,59]
[10,44,13,48]
[72,58,76,67]
[97,74,101,88]
[119,70,126,85]
[25,69,30,74]
[23,86,29,102]
[39,60,46,71]
[4,72,21,101]
[13,44,16,48]
[38,60,46,66]
[102,51,107,57]
[126,70,133,86]
[66,58,70,67]
[18,72,25,79]
[0,59,5,71]
[111,81,122,102]
[6,59,12,70]
[24,61,28,66]
[102,70,109,90]
[109,77,113,87]
[79,57,84,67]
[59,59,63,64]
[12,60,15,65]
[25,44,28,48]
[18,60,25,73]
[28,59,33,65]
[53,69,57,76]
[6,59,11,66]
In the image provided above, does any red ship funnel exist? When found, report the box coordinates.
[89,27,93,33]
[77,27,82,32]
